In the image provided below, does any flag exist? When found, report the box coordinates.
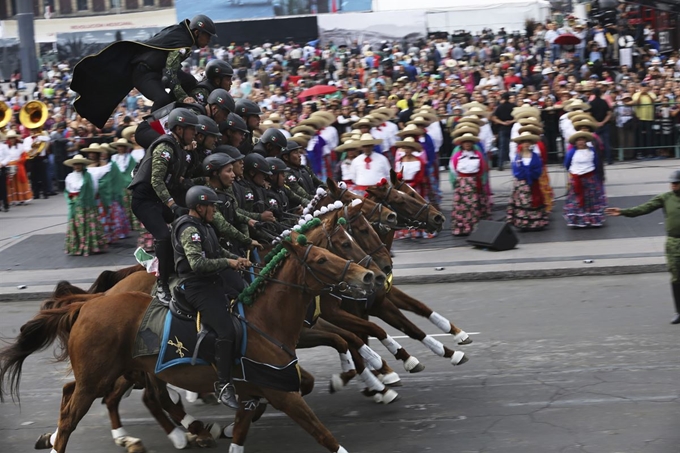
[332,0,337,13]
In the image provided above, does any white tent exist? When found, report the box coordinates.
[372,0,551,34]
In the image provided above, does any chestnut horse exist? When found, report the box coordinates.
[0,238,377,453]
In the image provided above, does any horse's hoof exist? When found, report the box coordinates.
[126,441,147,453]
[403,356,425,373]
[451,351,468,366]
[196,435,217,448]
[34,433,52,450]
[330,374,344,393]
[374,389,399,404]
[452,330,472,345]
[381,371,402,386]
[222,423,234,439]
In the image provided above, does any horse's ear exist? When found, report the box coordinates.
[326,177,338,194]
[390,169,399,184]
[280,237,298,254]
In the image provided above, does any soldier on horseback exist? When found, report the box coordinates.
[171,185,251,408]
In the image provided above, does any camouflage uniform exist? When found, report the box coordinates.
[232,179,265,222]
[166,49,193,102]
[209,184,254,253]
[265,185,309,227]
[620,192,680,282]
[285,165,324,199]
[188,79,216,105]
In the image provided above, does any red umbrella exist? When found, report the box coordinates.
[298,85,338,99]
[554,33,581,46]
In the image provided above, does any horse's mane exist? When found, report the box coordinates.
[87,264,144,293]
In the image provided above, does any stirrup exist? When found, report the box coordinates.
[215,382,239,410]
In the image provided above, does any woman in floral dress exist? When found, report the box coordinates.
[110,138,141,230]
[64,154,106,256]
[563,131,607,227]
[449,132,492,236]
[507,131,550,231]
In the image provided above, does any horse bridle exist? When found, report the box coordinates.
[343,205,388,257]
[369,182,431,230]
[338,187,387,231]
[321,222,374,269]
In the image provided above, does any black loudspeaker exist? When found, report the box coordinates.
[466,220,519,251]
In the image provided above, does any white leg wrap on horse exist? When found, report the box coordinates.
[339,351,355,373]
[381,371,401,385]
[360,368,385,392]
[167,427,188,449]
[229,444,245,453]
[358,345,383,370]
[429,311,452,333]
[49,429,58,447]
[167,386,181,405]
[50,450,58,453]
[180,414,196,430]
[380,336,401,355]
[223,423,234,439]
[422,335,446,356]
[209,422,222,440]
[111,427,128,440]
[452,330,470,343]
[403,356,421,372]
[451,350,466,365]
[331,374,345,392]
[336,447,349,453]
[185,391,198,403]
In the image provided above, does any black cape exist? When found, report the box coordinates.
[71,20,196,129]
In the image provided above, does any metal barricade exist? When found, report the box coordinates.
[612,102,680,160]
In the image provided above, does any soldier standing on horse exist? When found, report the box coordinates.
[172,185,251,408]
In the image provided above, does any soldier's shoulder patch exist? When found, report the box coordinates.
[245,192,254,201]
[191,232,201,242]
[287,174,297,183]
[269,198,278,207]
[186,154,192,163]
[160,150,171,161]
[195,92,205,103]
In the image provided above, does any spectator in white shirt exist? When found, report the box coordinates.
[348,133,390,192]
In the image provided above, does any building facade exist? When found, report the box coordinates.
[0,0,174,20]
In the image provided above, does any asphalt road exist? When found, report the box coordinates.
[1,275,679,453]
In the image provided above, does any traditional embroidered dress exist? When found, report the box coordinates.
[449,147,492,236]
[395,153,428,239]
[65,170,106,256]
[563,145,607,227]
[90,162,131,243]
[507,151,549,230]
[4,142,33,204]
[111,152,141,230]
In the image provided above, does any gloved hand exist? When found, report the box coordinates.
[171,204,190,218]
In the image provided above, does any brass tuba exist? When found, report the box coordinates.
[0,101,11,130]
[19,100,49,159]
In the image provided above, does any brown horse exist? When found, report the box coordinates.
[0,238,375,453]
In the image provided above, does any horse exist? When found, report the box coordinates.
[1,237,377,453]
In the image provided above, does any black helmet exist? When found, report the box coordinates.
[205,59,234,80]
[203,153,235,176]
[167,108,200,130]
[266,157,289,174]
[189,15,217,37]
[235,99,263,117]
[260,128,287,151]
[214,144,244,161]
[185,186,221,210]
[280,139,302,156]
[220,113,249,133]
[207,89,236,113]
[670,170,680,183]
[244,153,273,176]
[196,115,221,137]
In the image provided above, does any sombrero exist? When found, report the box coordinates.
[407,116,431,127]
[63,154,93,167]
[291,124,316,135]
[289,132,312,146]
[374,107,396,119]
[511,131,540,143]
[310,110,336,125]
[396,124,425,138]
[411,111,438,123]
[568,131,594,144]
[572,119,598,130]
[569,113,595,123]
[465,106,490,118]
[517,117,542,127]
[453,132,480,145]
[4,130,23,141]
[261,119,281,129]
[563,99,591,112]
[394,136,422,151]
[268,113,283,123]
[356,133,383,146]
[513,108,541,120]
[110,138,133,149]
[462,101,486,111]
[451,125,480,138]
[353,118,375,129]
[457,115,483,126]
[518,125,543,136]
[122,125,138,142]
[336,139,361,152]
[81,142,105,154]
[298,117,326,129]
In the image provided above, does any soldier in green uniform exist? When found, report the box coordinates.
[264,157,309,227]
[606,170,680,324]
[279,139,325,200]
[129,108,200,304]
[220,113,249,148]
[203,151,262,253]
[234,99,264,156]
[184,115,221,180]
[189,59,234,105]
[171,185,251,408]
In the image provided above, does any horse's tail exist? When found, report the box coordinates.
[87,264,144,293]
[0,303,84,402]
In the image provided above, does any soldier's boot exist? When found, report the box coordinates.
[671,282,680,324]
[154,239,174,306]
[214,339,239,409]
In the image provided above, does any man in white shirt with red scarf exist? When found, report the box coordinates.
[348,133,390,195]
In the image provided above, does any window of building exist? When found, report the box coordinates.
[143,0,155,5]
[77,0,87,10]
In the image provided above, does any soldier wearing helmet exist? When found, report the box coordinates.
[235,99,264,155]
[72,14,217,128]
[220,113,249,148]
[280,139,325,199]
[264,157,309,227]
[183,115,221,180]
[252,128,287,158]
[203,151,262,254]
[171,185,250,409]
[190,60,235,104]
[129,107,201,305]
